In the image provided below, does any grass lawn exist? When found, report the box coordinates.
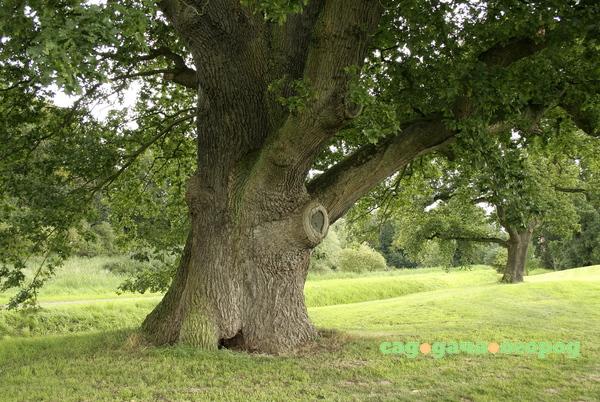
[1,262,599,401]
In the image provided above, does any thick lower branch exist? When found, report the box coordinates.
[114,68,197,89]
[308,118,455,222]
[478,37,546,67]
[163,69,198,89]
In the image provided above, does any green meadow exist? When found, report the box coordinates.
[1,260,598,401]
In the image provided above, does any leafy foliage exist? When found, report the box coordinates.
[337,244,388,273]
[68,221,117,257]
[536,196,600,269]
[309,229,343,273]
[0,0,197,305]
[350,118,600,272]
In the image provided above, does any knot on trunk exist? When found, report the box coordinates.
[302,201,329,246]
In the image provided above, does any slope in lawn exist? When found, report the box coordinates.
[310,266,600,340]
[305,266,497,307]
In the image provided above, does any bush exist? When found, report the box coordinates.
[492,247,508,273]
[309,230,342,273]
[117,260,176,294]
[482,244,503,266]
[337,243,387,273]
[93,222,117,254]
[416,240,454,268]
[491,244,540,275]
[526,243,542,272]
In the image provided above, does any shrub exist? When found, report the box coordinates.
[337,243,387,273]
[309,230,342,273]
[93,222,117,255]
[482,244,503,266]
[117,260,176,294]
[526,243,542,272]
[492,247,508,273]
[491,244,540,275]
[416,240,454,268]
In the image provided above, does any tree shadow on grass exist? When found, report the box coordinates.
[0,326,365,366]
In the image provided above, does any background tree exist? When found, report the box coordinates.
[535,197,600,270]
[535,146,600,269]
[1,1,599,352]
[388,118,599,282]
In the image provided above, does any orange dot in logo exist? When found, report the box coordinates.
[488,342,500,354]
[420,343,431,354]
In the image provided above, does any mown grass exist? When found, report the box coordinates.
[0,299,158,338]
[310,266,600,336]
[1,265,599,400]
[305,265,499,307]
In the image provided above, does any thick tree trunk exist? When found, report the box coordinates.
[501,229,533,283]
[144,0,380,354]
[141,176,329,354]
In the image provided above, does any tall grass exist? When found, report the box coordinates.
[0,256,160,304]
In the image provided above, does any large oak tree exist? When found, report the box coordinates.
[1,0,599,353]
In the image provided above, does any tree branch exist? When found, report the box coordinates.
[250,0,384,192]
[554,186,588,194]
[559,97,599,137]
[308,117,455,222]
[112,68,196,89]
[0,78,33,92]
[139,46,190,69]
[89,114,195,196]
[309,30,552,222]
[478,36,546,68]
[97,45,198,89]
[427,232,508,247]
[268,1,325,81]
[137,46,198,89]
